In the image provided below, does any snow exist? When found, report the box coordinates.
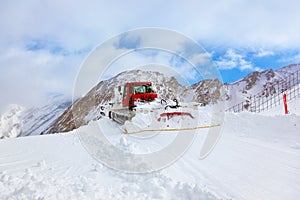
[0,132,219,200]
[225,64,300,108]
[0,95,71,138]
[260,96,300,116]
[0,104,25,138]
[123,101,213,134]
[0,98,299,199]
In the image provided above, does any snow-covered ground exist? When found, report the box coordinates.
[0,99,299,199]
[260,96,300,116]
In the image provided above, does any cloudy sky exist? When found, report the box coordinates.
[1,0,300,113]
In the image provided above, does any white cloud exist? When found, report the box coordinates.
[1,0,300,111]
[240,64,253,71]
[255,49,275,57]
[73,29,214,97]
[1,0,300,50]
[278,52,300,64]
[102,49,200,85]
[216,49,262,72]
[190,53,211,66]
[254,67,263,72]
[294,54,300,63]
[215,49,242,70]
[0,47,82,113]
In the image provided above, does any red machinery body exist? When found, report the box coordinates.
[122,82,158,108]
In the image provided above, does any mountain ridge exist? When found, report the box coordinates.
[1,63,299,138]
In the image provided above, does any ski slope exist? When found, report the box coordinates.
[0,100,299,199]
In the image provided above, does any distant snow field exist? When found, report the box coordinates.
[0,98,299,200]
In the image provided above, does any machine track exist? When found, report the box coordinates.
[108,109,134,125]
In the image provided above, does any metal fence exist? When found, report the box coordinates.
[226,70,300,113]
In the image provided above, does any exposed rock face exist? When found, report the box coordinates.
[191,79,223,105]
[245,71,260,90]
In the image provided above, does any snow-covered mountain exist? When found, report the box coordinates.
[225,63,300,108]
[1,63,299,138]
[0,95,71,139]
[46,64,300,134]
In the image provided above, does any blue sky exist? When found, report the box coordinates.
[0,0,300,112]
[209,47,300,83]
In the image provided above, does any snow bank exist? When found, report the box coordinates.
[0,133,220,200]
[0,169,220,200]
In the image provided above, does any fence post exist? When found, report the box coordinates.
[283,93,288,114]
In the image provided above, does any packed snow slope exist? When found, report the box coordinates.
[0,98,299,200]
